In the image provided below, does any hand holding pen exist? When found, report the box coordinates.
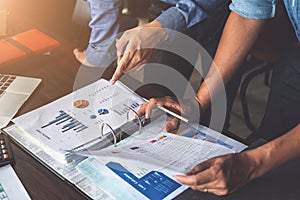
[136,96,203,132]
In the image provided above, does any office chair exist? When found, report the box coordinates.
[240,5,296,143]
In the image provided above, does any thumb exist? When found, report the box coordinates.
[187,159,213,175]
[164,117,180,132]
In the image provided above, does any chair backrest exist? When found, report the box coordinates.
[72,0,91,27]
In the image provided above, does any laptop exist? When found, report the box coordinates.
[0,74,41,128]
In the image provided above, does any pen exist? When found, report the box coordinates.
[142,98,189,123]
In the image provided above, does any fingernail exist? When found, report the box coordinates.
[110,79,115,84]
[164,125,170,132]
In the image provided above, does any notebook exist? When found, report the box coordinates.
[0,74,41,128]
[0,29,60,66]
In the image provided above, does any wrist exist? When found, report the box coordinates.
[179,97,203,123]
[194,95,210,115]
[143,20,168,42]
[243,146,272,181]
[146,20,164,28]
[193,96,203,111]
[195,83,211,111]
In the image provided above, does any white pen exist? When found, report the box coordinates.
[142,98,189,123]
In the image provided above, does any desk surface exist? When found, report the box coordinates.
[1,38,300,200]
[1,15,300,199]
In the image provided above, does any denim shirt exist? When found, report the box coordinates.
[284,0,300,41]
[230,0,300,42]
[87,0,230,66]
[156,0,230,32]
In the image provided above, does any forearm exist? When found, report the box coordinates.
[196,12,265,108]
[245,124,300,180]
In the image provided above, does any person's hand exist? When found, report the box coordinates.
[73,49,95,67]
[137,96,202,132]
[174,151,257,196]
[110,20,168,84]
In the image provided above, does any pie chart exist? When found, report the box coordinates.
[73,100,89,108]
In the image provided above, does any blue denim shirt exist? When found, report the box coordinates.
[284,0,300,41]
[87,0,230,66]
[156,0,230,32]
[229,0,300,41]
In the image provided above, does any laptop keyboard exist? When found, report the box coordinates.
[0,74,16,94]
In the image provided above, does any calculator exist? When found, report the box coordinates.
[0,134,14,167]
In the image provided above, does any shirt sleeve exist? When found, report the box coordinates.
[156,0,230,32]
[229,0,278,19]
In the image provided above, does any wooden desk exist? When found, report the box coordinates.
[2,44,300,200]
[1,14,300,200]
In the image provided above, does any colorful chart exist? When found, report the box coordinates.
[41,110,88,133]
[98,108,109,115]
[73,100,89,109]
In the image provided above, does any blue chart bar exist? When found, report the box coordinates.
[41,110,88,133]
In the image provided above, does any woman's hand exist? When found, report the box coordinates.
[174,151,257,196]
[137,96,203,132]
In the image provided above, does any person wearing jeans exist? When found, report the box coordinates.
[73,0,121,67]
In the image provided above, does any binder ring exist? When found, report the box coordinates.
[126,106,142,134]
[101,122,117,147]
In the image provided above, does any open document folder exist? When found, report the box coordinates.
[75,116,247,200]
[6,78,247,199]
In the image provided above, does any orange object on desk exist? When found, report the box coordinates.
[0,29,60,66]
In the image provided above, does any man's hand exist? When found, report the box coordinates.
[174,152,257,196]
[137,96,202,132]
[110,20,168,84]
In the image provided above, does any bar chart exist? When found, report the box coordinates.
[112,102,139,116]
[41,110,88,133]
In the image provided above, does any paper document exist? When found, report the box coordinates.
[12,79,144,164]
[77,121,247,200]
[0,165,31,200]
[4,124,113,200]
